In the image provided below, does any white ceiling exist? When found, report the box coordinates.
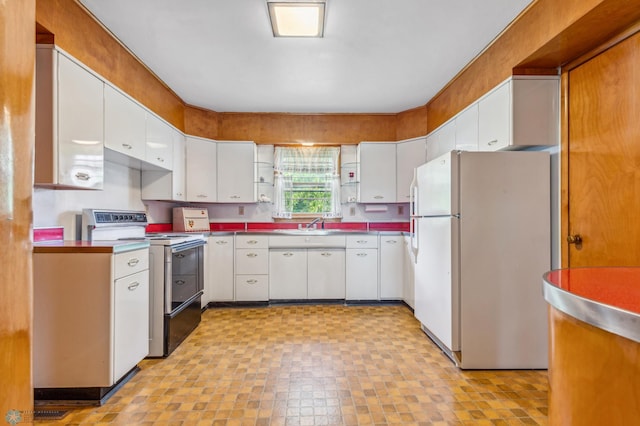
[78,0,532,114]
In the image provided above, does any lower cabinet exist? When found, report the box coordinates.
[235,235,269,301]
[346,249,378,300]
[269,248,346,299]
[379,234,404,299]
[270,249,308,299]
[308,249,346,299]
[204,235,234,305]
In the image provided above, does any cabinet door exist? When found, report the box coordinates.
[396,138,426,202]
[478,81,510,151]
[269,249,308,299]
[235,275,269,301]
[145,113,173,170]
[308,249,345,299]
[57,53,104,189]
[217,142,256,203]
[236,248,269,274]
[379,236,404,299]
[104,84,146,159]
[186,136,217,202]
[206,236,234,302]
[346,249,378,300]
[113,270,149,382]
[427,121,456,162]
[358,143,396,203]
[455,104,479,152]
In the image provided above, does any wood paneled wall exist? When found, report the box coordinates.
[1,0,35,418]
[184,105,220,140]
[218,113,397,145]
[36,0,185,130]
[396,106,428,141]
[426,0,640,132]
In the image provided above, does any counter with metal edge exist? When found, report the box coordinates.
[33,240,150,254]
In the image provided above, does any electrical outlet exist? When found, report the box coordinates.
[238,206,245,215]
[350,206,356,216]
[398,205,404,215]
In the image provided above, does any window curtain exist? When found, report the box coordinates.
[272,146,342,218]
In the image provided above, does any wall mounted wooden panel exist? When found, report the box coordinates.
[425,0,638,132]
[396,105,428,141]
[185,105,220,140]
[1,0,35,417]
[218,113,397,145]
[36,0,185,130]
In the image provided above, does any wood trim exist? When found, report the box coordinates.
[560,71,570,268]
[562,20,640,72]
[0,0,35,417]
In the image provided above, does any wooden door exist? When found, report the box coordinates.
[567,31,640,266]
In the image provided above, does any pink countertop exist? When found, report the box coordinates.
[545,268,640,315]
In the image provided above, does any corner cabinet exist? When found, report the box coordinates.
[396,138,426,202]
[35,45,104,189]
[217,141,256,203]
[141,129,186,201]
[478,76,559,150]
[145,112,174,170]
[185,136,217,202]
[357,142,396,203]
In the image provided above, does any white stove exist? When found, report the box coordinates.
[82,209,207,357]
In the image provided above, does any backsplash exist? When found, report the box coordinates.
[33,160,410,240]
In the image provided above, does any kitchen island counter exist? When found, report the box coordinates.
[543,267,640,425]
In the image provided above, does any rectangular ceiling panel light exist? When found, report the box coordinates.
[268,2,325,37]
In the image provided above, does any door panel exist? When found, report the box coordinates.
[568,32,640,267]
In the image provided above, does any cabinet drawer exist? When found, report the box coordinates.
[235,275,269,301]
[114,248,149,279]
[236,235,268,249]
[236,248,269,274]
[346,235,378,249]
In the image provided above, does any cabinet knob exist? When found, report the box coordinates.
[197,194,208,198]
[246,279,258,285]
[75,172,90,181]
[216,240,228,245]
[122,143,132,150]
[247,240,258,245]
[127,258,139,267]
[283,252,294,257]
[567,234,583,249]
[385,240,397,244]
[356,240,368,244]
[357,253,368,257]
[374,195,384,199]
[127,282,140,291]
[321,252,332,257]
[230,195,240,199]
[487,139,498,146]
[157,157,164,162]
[246,253,258,257]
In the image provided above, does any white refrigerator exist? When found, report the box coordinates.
[410,150,550,369]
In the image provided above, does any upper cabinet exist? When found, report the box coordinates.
[141,128,185,201]
[478,76,559,151]
[35,45,104,189]
[217,142,256,203]
[104,84,146,160]
[426,120,455,163]
[145,113,173,170]
[396,137,426,202]
[455,104,479,152]
[185,136,217,202]
[357,142,396,203]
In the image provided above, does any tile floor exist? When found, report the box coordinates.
[36,305,548,425]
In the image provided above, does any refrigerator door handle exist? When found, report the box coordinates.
[411,218,419,260]
[409,167,417,217]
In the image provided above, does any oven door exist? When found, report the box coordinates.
[164,240,205,314]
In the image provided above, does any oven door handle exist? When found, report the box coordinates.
[166,290,203,319]
[170,240,206,253]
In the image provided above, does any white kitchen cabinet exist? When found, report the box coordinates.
[426,120,455,162]
[35,45,104,189]
[185,136,217,202]
[403,235,416,309]
[204,235,234,304]
[33,246,149,388]
[346,249,378,300]
[379,234,404,299]
[145,112,173,170]
[269,249,308,299]
[455,104,479,152]
[308,249,346,299]
[345,235,378,300]
[235,235,269,301]
[217,141,256,203]
[396,137,426,202]
[141,128,186,201]
[104,84,146,160]
[478,76,559,151]
[357,142,396,203]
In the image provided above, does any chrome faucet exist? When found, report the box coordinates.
[306,218,321,229]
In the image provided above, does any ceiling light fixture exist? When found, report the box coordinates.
[268,1,326,38]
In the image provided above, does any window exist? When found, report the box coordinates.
[273,146,341,219]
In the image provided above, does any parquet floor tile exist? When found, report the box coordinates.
[36,305,548,425]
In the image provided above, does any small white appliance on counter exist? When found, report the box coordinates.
[173,207,210,232]
[410,150,550,369]
[83,209,207,357]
